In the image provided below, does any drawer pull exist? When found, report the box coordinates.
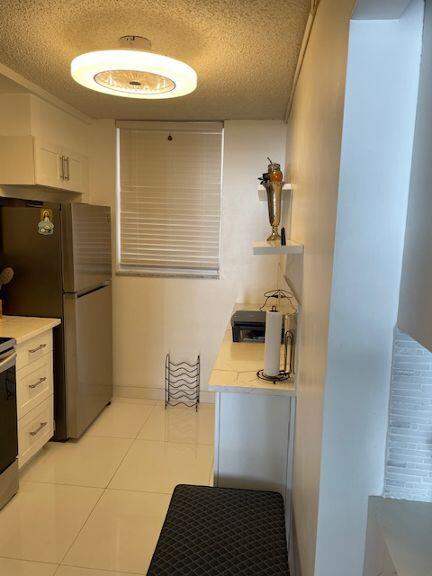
[29,377,47,390]
[29,344,47,354]
[29,421,48,437]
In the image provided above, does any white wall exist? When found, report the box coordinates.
[285,1,356,574]
[315,3,423,575]
[285,0,424,574]
[89,120,288,401]
[398,0,432,352]
[353,0,412,19]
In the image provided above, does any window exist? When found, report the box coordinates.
[117,121,223,278]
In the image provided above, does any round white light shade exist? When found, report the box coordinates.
[71,49,197,99]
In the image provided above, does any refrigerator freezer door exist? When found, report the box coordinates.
[62,203,112,293]
[63,284,113,438]
[0,205,63,317]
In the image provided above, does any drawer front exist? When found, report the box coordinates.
[17,331,53,371]
[17,354,53,419]
[18,395,53,468]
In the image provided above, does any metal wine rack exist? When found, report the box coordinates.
[165,354,200,411]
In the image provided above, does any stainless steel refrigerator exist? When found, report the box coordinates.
[0,201,113,440]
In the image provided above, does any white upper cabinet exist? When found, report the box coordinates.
[34,139,63,188]
[33,139,87,193]
[0,93,89,194]
[61,146,87,193]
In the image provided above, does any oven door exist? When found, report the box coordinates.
[0,349,18,474]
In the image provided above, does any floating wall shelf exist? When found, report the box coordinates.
[258,183,292,201]
[253,241,304,256]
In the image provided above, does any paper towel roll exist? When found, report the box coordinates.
[264,309,283,377]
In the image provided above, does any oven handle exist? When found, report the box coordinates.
[29,421,48,437]
[0,350,16,373]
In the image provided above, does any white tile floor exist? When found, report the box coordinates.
[0,398,215,575]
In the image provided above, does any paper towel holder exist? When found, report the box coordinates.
[257,328,295,384]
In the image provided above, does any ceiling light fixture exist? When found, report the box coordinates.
[70,36,197,99]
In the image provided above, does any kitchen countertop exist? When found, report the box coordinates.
[0,315,61,344]
[368,497,432,576]
[208,303,296,397]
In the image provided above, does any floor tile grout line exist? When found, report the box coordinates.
[21,479,178,498]
[50,403,153,576]
[23,402,159,489]
[87,400,157,440]
[127,437,215,448]
[0,555,59,567]
[131,402,158,441]
[100,400,161,490]
[9,400,215,575]
[104,428,144,490]
[52,486,107,575]
[59,559,147,575]
[55,487,170,574]
[104,486,175,496]
[101,486,210,496]
[85,433,214,447]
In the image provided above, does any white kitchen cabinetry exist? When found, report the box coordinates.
[0,136,87,194]
[16,329,55,467]
[209,303,297,498]
[34,139,87,193]
[0,316,61,468]
[34,139,64,189]
[213,392,293,495]
[0,93,89,195]
[62,147,86,192]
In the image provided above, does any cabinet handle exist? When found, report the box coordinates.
[60,155,65,180]
[28,344,47,354]
[64,157,70,181]
[29,377,47,390]
[29,421,48,437]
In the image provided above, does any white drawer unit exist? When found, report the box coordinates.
[18,395,53,468]
[16,331,53,371]
[17,354,53,419]
[0,318,60,468]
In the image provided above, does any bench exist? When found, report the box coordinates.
[147,484,289,575]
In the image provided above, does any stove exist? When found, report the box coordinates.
[0,337,16,355]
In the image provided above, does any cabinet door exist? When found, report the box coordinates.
[63,151,87,193]
[34,139,63,189]
[0,135,35,185]
[216,392,291,494]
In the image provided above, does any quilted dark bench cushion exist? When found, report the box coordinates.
[147,484,288,576]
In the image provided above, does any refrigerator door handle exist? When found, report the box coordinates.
[75,282,111,299]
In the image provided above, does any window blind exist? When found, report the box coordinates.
[117,121,223,277]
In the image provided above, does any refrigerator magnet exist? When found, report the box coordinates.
[38,209,54,236]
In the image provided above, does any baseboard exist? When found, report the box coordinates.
[289,517,301,576]
[113,385,215,404]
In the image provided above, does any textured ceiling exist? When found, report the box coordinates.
[0,0,310,120]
